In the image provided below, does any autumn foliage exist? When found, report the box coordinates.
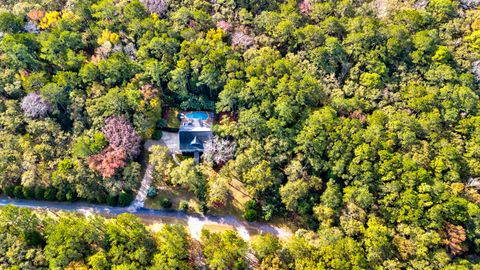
[140,0,168,16]
[444,223,467,256]
[203,136,236,166]
[102,115,141,159]
[21,92,51,118]
[88,146,127,178]
[140,84,160,101]
[27,9,45,21]
[88,115,141,178]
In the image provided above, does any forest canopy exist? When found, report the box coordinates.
[0,0,479,268]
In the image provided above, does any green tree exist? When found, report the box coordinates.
[201,230,248,270]
[105,214,156,267]
[0,12,23,33]
[152,225,190,270]
[44,215,105,269]
[251,234,281,261]
[243,160,280,197]
[170,158,206,201]
[98,53,138,87]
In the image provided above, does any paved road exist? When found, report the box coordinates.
[0,197,292,240]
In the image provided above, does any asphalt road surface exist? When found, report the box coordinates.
[0,197,292,240]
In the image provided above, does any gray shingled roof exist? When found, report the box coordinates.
[179,131,213,153]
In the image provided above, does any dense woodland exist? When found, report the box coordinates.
[1,205,201,269]
[0,0,480,268]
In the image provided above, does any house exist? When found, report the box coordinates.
[178,112,214,163]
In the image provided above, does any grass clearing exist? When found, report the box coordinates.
[145,183,201,213]
[209,178,251,219]
[202,223,235,233]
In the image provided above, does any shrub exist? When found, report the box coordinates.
[178,200,189,212]
[152,129,162,140]
[118,192,134,207]
[156,119,166,129]
[197,202,208,214]
[56,190,66,201]
[262,204,275,221]
[4,186,15,198]
[159,197,172,209]
[44,187,57,201]
[244,209,258,222]
[146,186,157,198]
[22,186,35,199]
[34,186,45,200]
[95,195,106,204]
[66,191,77,201]
[243,200,260,222]
[106,195,118,206]
[13,186,24,198]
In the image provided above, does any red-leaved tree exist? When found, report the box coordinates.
[102,115,142,159]
[444,223,467,256]
[88,146,127,178]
